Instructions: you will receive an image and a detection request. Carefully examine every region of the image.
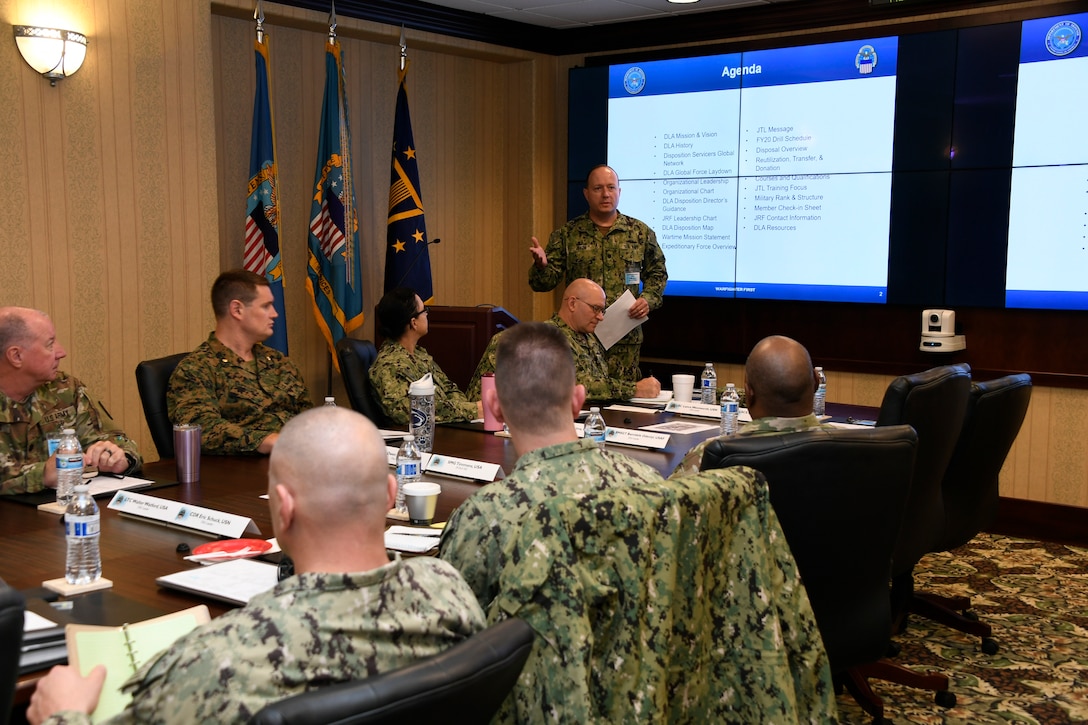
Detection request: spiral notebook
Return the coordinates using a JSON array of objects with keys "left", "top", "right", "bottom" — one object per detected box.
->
[{"left": 65, "top": 604, "right": 210, "bottom": 722}]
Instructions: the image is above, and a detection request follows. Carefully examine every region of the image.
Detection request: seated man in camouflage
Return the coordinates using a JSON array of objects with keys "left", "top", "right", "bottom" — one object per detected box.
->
[
  {"left": 466, "top": 278, "right": 660, "bottom": 402},
  {"left": 0, "top": 307, "right": 141, "bottom": 495},
  {"left": 28, "top": 407, "right": 486, "bottom": 725},
  {"left": 369, "top": 287, "right": 482, "bottom": 426},
  {"left": 671, "top": 334, "right": 832, "bottom": 477},
  {"left": 168, "top": 270, "right": 311, "bottom": 455},
  {"left": 439, "top": 322, "right": 663, "bottom": 609}
]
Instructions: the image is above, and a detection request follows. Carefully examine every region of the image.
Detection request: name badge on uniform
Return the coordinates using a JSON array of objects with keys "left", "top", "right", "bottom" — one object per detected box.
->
[{"left": 625, "top": 261, "right": 641, "bottom": 286}]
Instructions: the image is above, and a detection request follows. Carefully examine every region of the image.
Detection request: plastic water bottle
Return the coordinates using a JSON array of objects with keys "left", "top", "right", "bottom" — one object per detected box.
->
[
  {"left": 55, "top": 428, "right": 83, "bottom": 508},
  {"left": 65, "top": 483, "right": 101, "bottom": 585},
  {"left": 585, "top": 407, "right": 606, "bottom": 451},
  {"left": 323, "top": 396, "right": 336, "bottom": 407},
  {"left": 813, "top": 366, "right": 827, "bottom": 417},
  {"left": 395, "top": 434, "right": 421, "bottom": 513},
  {"left": 720, "top": 383, "right": 740, "bottom": 436},
  {"left": 700, "top": 362, "right": 717, "bottom": 405}
]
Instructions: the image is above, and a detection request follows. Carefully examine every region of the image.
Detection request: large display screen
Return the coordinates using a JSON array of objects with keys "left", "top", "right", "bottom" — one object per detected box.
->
[
  {"left": 607, "top": 38, "right": 898, "bottom": 303},
  {"left": 1005, "top": 13, "right": 1088, "bottom": 310},
  {"left": 571, "top": 10, "right": 1088, "bottom": 311}
]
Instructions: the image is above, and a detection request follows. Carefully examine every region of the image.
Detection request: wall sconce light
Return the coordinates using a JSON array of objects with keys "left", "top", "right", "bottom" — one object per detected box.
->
[{"left": 13, "top": 26, "right": 88, "bottom": 86}]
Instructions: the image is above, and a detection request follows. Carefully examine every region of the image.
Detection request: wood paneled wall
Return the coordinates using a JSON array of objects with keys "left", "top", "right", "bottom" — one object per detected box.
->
[{"left": 1, "top": 0, "right": 220, "bottom": 459}]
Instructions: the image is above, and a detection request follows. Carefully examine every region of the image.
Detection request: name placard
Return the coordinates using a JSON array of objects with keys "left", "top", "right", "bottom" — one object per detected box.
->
[
  {"left": 108, "top": 491, "right": 259, "bottom": 538},
  {"left": 604, "top": 427, "right": 670, "bottom": 450},
  {"left": 424, "top": 454, "right": 502, "bottom": 482},
  {"left": 574, "top": 422, "right": 585, "bottom": 437},
  {"left": 665, "top": 400, "right": 722, "bottom": 419}
]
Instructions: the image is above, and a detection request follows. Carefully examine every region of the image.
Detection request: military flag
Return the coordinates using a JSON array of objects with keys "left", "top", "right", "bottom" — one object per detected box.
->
[
  {"left": 244, "top": 19, "right": 288, "bottom": 354},
  {"left": 306, "top": 31, "right": 365, "bottom": 356},
  {"left": 384, "top": 38, "right": 433, "bottom": 301}
]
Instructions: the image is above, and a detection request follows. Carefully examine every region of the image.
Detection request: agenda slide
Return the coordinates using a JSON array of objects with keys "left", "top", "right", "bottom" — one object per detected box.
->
[
  {"left": 607, "top": 36, "right": 898, "bottom": 303},
  {"left": 1005, "top": 13, "right": 1088, "bottom": 310}
]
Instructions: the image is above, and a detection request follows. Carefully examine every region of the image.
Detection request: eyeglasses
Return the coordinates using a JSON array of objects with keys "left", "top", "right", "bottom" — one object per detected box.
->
[
  {"left": 573, "top": 298, "right": 606, "bottom": 316},
  {"left": 412, "top": 305, "right": 429, "bottom": 319}
]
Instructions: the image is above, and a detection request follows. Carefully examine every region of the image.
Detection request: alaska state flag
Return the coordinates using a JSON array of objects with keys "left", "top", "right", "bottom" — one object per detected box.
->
[
  {"left": 245, "top": 34, "right": 288, "bottom": 354},
  {"left": 384, "top": 60, "right": 433, "bottom": 301},
  {"left": 306, "top": 38, "right": 365, "bottom": 356}
]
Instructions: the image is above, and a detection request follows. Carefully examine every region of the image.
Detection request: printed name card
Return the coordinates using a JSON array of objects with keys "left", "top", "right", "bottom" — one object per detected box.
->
[
  {"left": 574, "top": 422, "right": 585, "bottom": 437},
  {"left": 424, "top": 454, "right": 502, "bottom": 482},
  {"left": 665, "top": 400, "right": 722, "bottom": 419},
  {"left": 604, "top": 427, "right": 670, "bottom": 450},
  {"left": 108, "top": 491, "right": 259, "bottom": 538}
]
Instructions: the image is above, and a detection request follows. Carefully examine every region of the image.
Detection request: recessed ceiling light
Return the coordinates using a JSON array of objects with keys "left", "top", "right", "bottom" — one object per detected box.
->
[{"left": 668, "top": 0, "right": 701, "bottom": 4}]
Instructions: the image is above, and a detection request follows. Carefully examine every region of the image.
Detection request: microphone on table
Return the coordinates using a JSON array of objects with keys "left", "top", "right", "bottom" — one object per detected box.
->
[{"left": 393, "top": 238, "right": 441, "bottom": 289}]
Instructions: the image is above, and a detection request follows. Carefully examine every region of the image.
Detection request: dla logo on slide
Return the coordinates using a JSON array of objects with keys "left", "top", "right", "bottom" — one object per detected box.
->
[
  {"left": 623, "top": 67, "right": 647, "bottom": 95},
  {"left": 855, "top": 45, "right": 877, "bottom": 75},
  {"left": 1045, "top": 21, "right": 1082, "bottom": 57}
]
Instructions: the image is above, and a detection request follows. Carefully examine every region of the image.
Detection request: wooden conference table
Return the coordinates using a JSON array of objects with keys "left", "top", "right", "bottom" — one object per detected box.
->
[{"left": 3, "top": 402, "right": 870, "bottom": 704}]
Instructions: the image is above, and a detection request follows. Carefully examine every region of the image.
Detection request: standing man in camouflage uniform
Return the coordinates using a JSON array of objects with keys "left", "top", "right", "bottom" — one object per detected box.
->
[
  {"left": 529, "top": 165, "right": 667, "bottom": 386},
  {"left": 168, "top": 270, "right": 311, "bottom": 455},
  {"left": 28, "top": 407, "right": 485, "bottom": 725},
  {"left": 369, "top": 287, "right": 482, "bottom": 426},
  {"left": 0, "top": 307, "right": 141, "bottom": 496},
  {"left": 439, "top": 322, "right": 663, "bottom": 609},
  {"left": 466, "top": 278, "right": 660, "bottom": 402},
  {"left": 671, "top": 335, "right": 831, "bottom": 477}
]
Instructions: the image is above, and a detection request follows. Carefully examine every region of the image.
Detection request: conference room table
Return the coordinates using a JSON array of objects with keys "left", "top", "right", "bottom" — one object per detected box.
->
[{"left": 4, "top": 401, "right": 873, "bottom": 706}]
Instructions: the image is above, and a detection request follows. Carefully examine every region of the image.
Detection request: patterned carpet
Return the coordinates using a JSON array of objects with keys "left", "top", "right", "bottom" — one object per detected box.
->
[{"left": 835, "top": 534, "right": 1088, "bottom": 724}]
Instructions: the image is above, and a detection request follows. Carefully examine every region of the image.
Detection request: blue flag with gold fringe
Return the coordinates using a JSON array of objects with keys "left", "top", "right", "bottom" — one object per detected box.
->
[
  {"left": 306, "top": 37, "right": 365, "bottom": 356},
  {"left": 384, "top": 59, "right": 433, "bottom": 301},
  {"left": 245, "top": 34, "right": 288, "bottom": 354}
]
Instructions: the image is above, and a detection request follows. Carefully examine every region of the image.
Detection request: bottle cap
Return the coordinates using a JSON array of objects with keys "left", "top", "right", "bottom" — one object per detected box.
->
[
  {"left": 62, "top": 428, "right": 75, "bottom": 435},
  {"left": 409, "top": 373, "right": 435, "bottom": 395},
  {"left": 590, "top": 406, "right": 600, "bottom": 413},
  {"left": 74, "top": 483, "right": 90, "bottom": 491}
]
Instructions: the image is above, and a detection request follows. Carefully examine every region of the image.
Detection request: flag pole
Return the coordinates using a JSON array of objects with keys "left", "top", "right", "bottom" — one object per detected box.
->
[
  {"left": 399, "top": 25, "right": 406, "bottom": 72},
  {"left": 254, "top": 0, "right": 264, "bottom": 43}
]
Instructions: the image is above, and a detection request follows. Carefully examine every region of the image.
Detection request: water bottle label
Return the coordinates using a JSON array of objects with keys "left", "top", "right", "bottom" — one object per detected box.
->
[
  {"left": 702, "top": 379, "right": 712, "bottom": 388},
  {"left": 57, "top": 455, "right": 82, "bottom": 471},
  {"left": 396, "top": 462, "right": 419, "bottom": 477},
  {"left": 66, "top": 515, "right": 100, "bottom": 537},
  {"left": 722, "top": 402, "right": 739, "bottom": 414}
]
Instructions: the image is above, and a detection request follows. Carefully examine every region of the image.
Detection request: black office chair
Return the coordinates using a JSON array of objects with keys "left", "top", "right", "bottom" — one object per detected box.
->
[
  {"left": 248, "top": 617, "right": 533, "bottom": 725},
  {"left": 335, "top": 338, "right": 390, "bottom": 427},
  {"left": 875, "top": 363, "right": 972, "bottom": 627},
  {"left": 135, "top": 353, "right": 189, "bottom": 459},
  {"left": 702, "top": 426, "right": 955, "bottom": 723},
  {"left": 0, "top": 583, "right": 26, "bottom": 725},
  {"left": 911, "top": 373, "right": 1033, "bottom": 653}
]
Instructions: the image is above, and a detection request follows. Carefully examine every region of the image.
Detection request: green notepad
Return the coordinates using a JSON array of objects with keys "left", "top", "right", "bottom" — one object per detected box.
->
[{"left": 65, "top": 604, "right": 210, "bottom": 722}]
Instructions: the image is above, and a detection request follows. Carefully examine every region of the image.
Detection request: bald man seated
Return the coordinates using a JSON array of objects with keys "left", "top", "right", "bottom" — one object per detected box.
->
[
  {"left": 466, "top": 278, "right": 660, "bottom": 401},
  {"left": 670, "top": 335, "right": 832, "bottom": 477},
  {"left": 28, "top": 407, "right": 485, "bottom": 725},
  {"left": 0, "top": 307, "right": 141, "bottom": 496}
]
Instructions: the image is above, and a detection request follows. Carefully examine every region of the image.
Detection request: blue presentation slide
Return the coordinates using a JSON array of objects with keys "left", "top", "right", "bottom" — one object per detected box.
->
[
  {"left": 1006, "top": 12, "right": 1088, "bottom": 309},
  {"left": 607, "top": 37, "right": 898, "bottom": 302}
]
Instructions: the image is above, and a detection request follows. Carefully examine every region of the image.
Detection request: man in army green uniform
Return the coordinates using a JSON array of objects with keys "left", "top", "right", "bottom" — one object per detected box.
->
[
  {"left": 439, "top": 322, "right": 664, "bottom": 609},
  {"left": 466, "top": 278, "right": 660, "bottom": 402},
  {"left": 28, "top": 406, "right": 485, "bottom": 725},
  {"left": 671, "top": 335, "right": 832, "bottom": 477},
  {"left": 369, "top": 287, "right": 482, "bottom": 426},
  {"left": 0, "top": 307, "right": 141, "bottom": 496},
  {"left": 528, "top": 165, "right": 667, "bottom": 386},
  {"left": 168, "top": 270, "right": 311, "bottom": 455}
]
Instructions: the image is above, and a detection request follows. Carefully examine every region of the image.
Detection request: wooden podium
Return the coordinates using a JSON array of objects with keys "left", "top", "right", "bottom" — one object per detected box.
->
[{"left": 376, "top": 306, "right": 519, "bottom": 391}]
